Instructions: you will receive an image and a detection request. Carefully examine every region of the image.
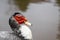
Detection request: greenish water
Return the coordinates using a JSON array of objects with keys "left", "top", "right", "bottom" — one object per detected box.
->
[
  {"left": 14, "top": 0, "right": 30, "bottom": 12},
  {"left": 14, "top": 0, "right": 60, "bottom": 12},
  {"left": 56, "top": 0, "right": 60, "bottom": 7}
]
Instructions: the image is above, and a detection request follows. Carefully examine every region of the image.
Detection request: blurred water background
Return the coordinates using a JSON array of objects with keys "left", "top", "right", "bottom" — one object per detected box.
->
[{"left": 0, "top": 0, "right": 60, "bottom": 40}]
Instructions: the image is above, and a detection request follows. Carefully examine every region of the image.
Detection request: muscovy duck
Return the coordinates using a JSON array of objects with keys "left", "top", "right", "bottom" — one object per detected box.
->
[{"left": 9, "top": 12, "right": 32, "bottom": 40}]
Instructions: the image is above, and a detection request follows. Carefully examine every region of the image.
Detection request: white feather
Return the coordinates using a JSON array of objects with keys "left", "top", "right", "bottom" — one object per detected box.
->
[
  {"left": 0, "top": 31, "right": 9, "bottom": 38},
  {"left": 19, "top": 24, "right": 32, "bottom": 39}
]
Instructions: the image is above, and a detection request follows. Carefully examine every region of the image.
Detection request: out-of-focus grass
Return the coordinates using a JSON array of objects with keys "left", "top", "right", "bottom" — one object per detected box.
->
[
  {"left": 56, "top": 0, "right": 60, "bottom": 7},
  {"left": 14, "top": 0, "right": 30, "bottom": 12}
]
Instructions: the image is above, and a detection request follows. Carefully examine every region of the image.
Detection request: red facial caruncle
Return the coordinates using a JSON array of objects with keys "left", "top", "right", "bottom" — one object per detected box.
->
[{"left": 14, "top": 15, "right": 27, "bottom": 24}]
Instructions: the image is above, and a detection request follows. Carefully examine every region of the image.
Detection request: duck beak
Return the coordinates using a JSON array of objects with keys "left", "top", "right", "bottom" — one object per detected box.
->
[{"left": 24, "top": 21, "right": 32, "bottom": 26}]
